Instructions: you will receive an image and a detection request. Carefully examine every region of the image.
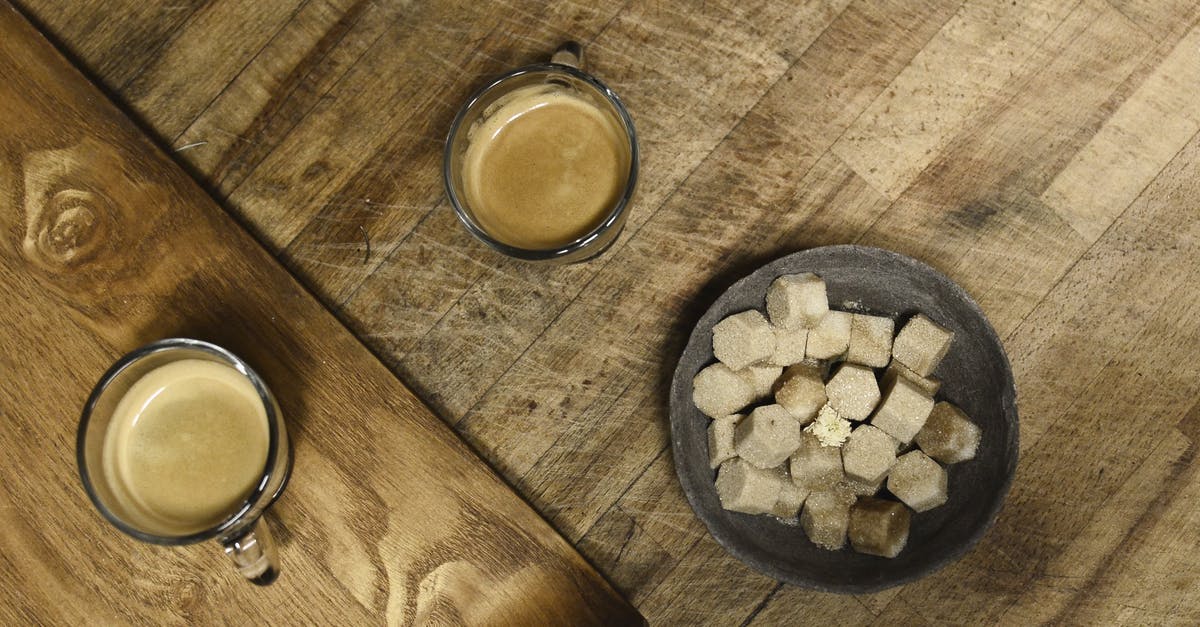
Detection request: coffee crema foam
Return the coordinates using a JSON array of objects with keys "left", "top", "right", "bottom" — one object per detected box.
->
[
  {"left": 462, "top": 85, "right": 630, "bottom": 249},
  {"left": 101, "top": 359, "right": 269, "bottom": 536}
]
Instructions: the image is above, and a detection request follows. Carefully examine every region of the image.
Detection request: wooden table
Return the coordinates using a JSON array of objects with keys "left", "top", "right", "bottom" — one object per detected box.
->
[{"left": 11, "top": 0, "right": 1200, "bottom": 623}]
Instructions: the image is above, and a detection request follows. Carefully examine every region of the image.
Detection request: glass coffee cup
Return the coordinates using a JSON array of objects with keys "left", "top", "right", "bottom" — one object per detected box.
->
[
  {"left": 77, "top": 338, "right": 291, "bottom": 585},
  {"left": 444, "top": 42, "right": 639, "bottom": 263}
]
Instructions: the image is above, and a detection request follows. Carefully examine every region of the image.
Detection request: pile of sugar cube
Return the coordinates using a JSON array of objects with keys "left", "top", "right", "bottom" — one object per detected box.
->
[{"left": 693, "top": 272, "right": 982, "bottom": 558}]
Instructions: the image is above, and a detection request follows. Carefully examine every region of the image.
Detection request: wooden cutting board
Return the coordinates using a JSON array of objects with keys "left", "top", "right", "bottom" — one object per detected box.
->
[{"left": 0, "top": 4, "right": 641, "bottom": 624}]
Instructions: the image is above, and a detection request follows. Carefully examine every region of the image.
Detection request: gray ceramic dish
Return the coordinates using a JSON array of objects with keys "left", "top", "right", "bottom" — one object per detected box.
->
[{"left": 669, "top": 245, "right": 1018, "bottom": 593}]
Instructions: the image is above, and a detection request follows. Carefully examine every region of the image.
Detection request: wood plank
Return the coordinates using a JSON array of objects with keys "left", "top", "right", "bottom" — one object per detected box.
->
[
  {"left": 0, "top": 5, "right": 639, "bottom": 623},
  {"left": 1041, "top": 24, "right": 1200, "bottom": 241},
  {"left": 830, "top": 0, "right": 1080, "bottom": 199}
]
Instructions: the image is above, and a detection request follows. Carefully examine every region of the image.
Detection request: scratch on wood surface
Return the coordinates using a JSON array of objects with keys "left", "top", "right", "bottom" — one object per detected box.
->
[
  {"left": 360, "top": 225, "right": 370, "bottom": 264},
  {"left": 491, "top": 0, "right": 571, "bottom": 34},
  {"left": 174, "top": 140, "right": 208, "bottom": 152},
  {"left": 291, "top": 248, "right": 377, "bottom": 272},
  {"left": 409, "top": 230, "right": 548, "bottom": 290}
]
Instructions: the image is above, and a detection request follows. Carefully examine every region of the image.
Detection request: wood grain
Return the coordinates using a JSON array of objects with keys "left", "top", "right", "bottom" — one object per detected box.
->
[
  {"left": 9, "top": 0, "right": 1200, "bottom": 623},
  {"left": 0, "top": 5, "right": 641, "bottom": 624}
]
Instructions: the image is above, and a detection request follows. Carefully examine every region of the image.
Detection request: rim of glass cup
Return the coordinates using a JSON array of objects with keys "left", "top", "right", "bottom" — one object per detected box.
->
[
  {"left": 76, "top": 338, "right": 288, "bottom": 546},
  {"left": 443, "top": 62, "right": 640, "bottom": 261}
]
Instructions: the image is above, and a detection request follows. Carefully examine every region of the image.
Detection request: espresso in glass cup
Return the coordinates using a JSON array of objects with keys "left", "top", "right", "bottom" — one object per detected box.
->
[
  {"left": 77, "top": 338, "right": 291, "bottom": 584},
  {"left": 444, "top": 42, "right": 638, "bottom": 263}
]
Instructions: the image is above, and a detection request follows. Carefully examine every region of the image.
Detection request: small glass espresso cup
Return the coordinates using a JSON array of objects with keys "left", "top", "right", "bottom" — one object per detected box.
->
[
  {"left": 444, "top": 42, "right": 639, "bottom": 263},
  {"left": 77, "top": 338, "right": 291, "bottom": 585}
]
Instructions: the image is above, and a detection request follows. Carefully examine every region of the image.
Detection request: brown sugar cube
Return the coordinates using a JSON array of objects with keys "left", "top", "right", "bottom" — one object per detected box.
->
[
  {"left": 712, "top": 310, "right": 776, "bottom": 371},
  {"left": 715, "top": 458, "right": 783, "bottom": 515},
  {"left": 734, "top": 405, "right": 801, "bottom": 469},
  {"left": 769, "top": 325, "right": 808, "bottom": 367},
  {"left": 707, "top": 414, "right": 743, "bottom": 469},
  {"left": 915, "top": 402, "right": 981, "bottom": 464},
  {"left": 800, "top": 490, "right": 856, "bottom": 550},
  {"left": 775, "top": 361, "right": 823, "bottom": 389},
  {"left": 881, "top": 360, "right": 942, "bottom": 397},
  {"left": 871, "top": 376, "right": 934, "bottom": 445},
  {"left": 825, "top": 363, "right": 881, "bottom": 421},
  {"left": 789, "top": 432, "right": 844, "bottom": 490},
  {"left": 892, "top": 314, "right": 954, "bottom": 377},
  {"left": 849, "top": 497, "right": 911, "bottom": 558},
  {"left": 737, "top": 364, "right": 783, "bottom": 401},
  {"left": 766, "top": 273, "right": 828, "bottom": 329},
  {"left": 693, "top": 363, "right": 756, "bottom": 418},
  {"left": 847, "top": 314, "right": 894, "bottom": 368},
  {"left": 887, "top": 451, "right": 948, "bottom": 512},
  {"left": 771, "top": 478, "right": 810, "bottom": 520},
  {"left": 805, "top": 310, "right": 852, "bottom": 360},
  {"left": 841, "top": 424, "right": 898, "bottom": 484},
  {"left": 775, "top": 363, "right": 827, "bottom": 424}
]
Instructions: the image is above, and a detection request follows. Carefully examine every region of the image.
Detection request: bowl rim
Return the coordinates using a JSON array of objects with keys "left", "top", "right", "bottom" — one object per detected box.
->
[{"left": 669, "top": 244, "right": 1019, "bottom": 593}]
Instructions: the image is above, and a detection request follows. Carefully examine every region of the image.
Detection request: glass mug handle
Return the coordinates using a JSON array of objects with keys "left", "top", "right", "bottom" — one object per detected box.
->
[
  {"left": 551, "top": 41, "right": 584, "bottom": 69},
  {"left": 222, "top": 519, "right": 280, "bottom": 585}
]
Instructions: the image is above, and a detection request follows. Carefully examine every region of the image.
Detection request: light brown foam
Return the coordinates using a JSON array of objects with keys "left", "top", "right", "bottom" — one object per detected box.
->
[
  {"left": 462, "top": 85, "right": 630, "bottom": 249},
  {"left": 101, "top": 359, "right": 269, "bottom": 536}
]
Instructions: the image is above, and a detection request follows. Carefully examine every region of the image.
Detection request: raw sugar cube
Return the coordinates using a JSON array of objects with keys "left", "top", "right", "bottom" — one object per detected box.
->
[
  {"left": 713, "top": 310, "right": 775, "bottom": 371},
  {"left": 707, "top": 414, "right": 743, "bottom": 469},
  {"left": 734, "top": 405, "right": 801, "bottom": 469},
  {"left": 805, "top": 310, "right": 852, "bottom": 360},
  {"left": 892, "top": 314, "right": 954, "bottom": 377},
  {"left": 825, "top": 363, "right": 880, "bottom": 421},
  {"left": 693, "top": 363, "right": 755, "bottom": 418},
  {"left": 887, "top": 451, "right": 948, "bottom": 512},
  {"left": 915, "top": 402, "right": 981, "bottom": 464},
  {"left": 715, "top": 458, "right": 782, "bottom": 515},
  {"left": 847, "top": 314, "right": 894, "bottom": 368},
  {"left": 871, "top": 376, "right": 934, "bottom": 444},
  {"left": 769, "top": 325, "right": 808, "bottom": 367},
  {"left": 849, "top": 497, "right": 911, "bottom": 558},
  {"left": 771, "top": 478, "right": 809, "bottom": 520},
  {"left": 841, "top": 424, "right": 898, "bottom": 484},
  {"left": 789, "top": 432, "right": 844, "bottom": 490},
  {"left": 775, "top": 363, "right": 826, "bottom": 424},
  {"left": 766, "top": 273, "right": 828, "bottom": 329},
  {"left": 737, "top": 364, "right": 783, "bottom": 401},
  {"left": 800, "top": 490, "right": 856, "bottom": 550},
  {"left": 804, "top": 404, "right": 852, "bottom": 447},
  {"left": 882, "top": 360, "right": 941, "bottom": 397}
]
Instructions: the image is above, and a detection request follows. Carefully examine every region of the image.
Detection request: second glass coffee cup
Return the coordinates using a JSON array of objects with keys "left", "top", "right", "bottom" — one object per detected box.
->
[{"left": 444, "top": 42, "right": 639, "bottom": 263}]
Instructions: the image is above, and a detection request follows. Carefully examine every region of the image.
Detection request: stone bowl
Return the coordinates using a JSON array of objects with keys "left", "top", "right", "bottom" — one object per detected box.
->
[{"left": 669, "top": 245, "right": 1019, "bottom": 593}]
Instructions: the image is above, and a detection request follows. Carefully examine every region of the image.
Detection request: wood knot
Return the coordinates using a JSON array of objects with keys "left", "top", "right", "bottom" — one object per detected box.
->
[
  {"left": 23, "top": 187, "right": 107, "bottom": 269},
  {"left": 12, "top": 137, "right": 161, "bottom": 278}
]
